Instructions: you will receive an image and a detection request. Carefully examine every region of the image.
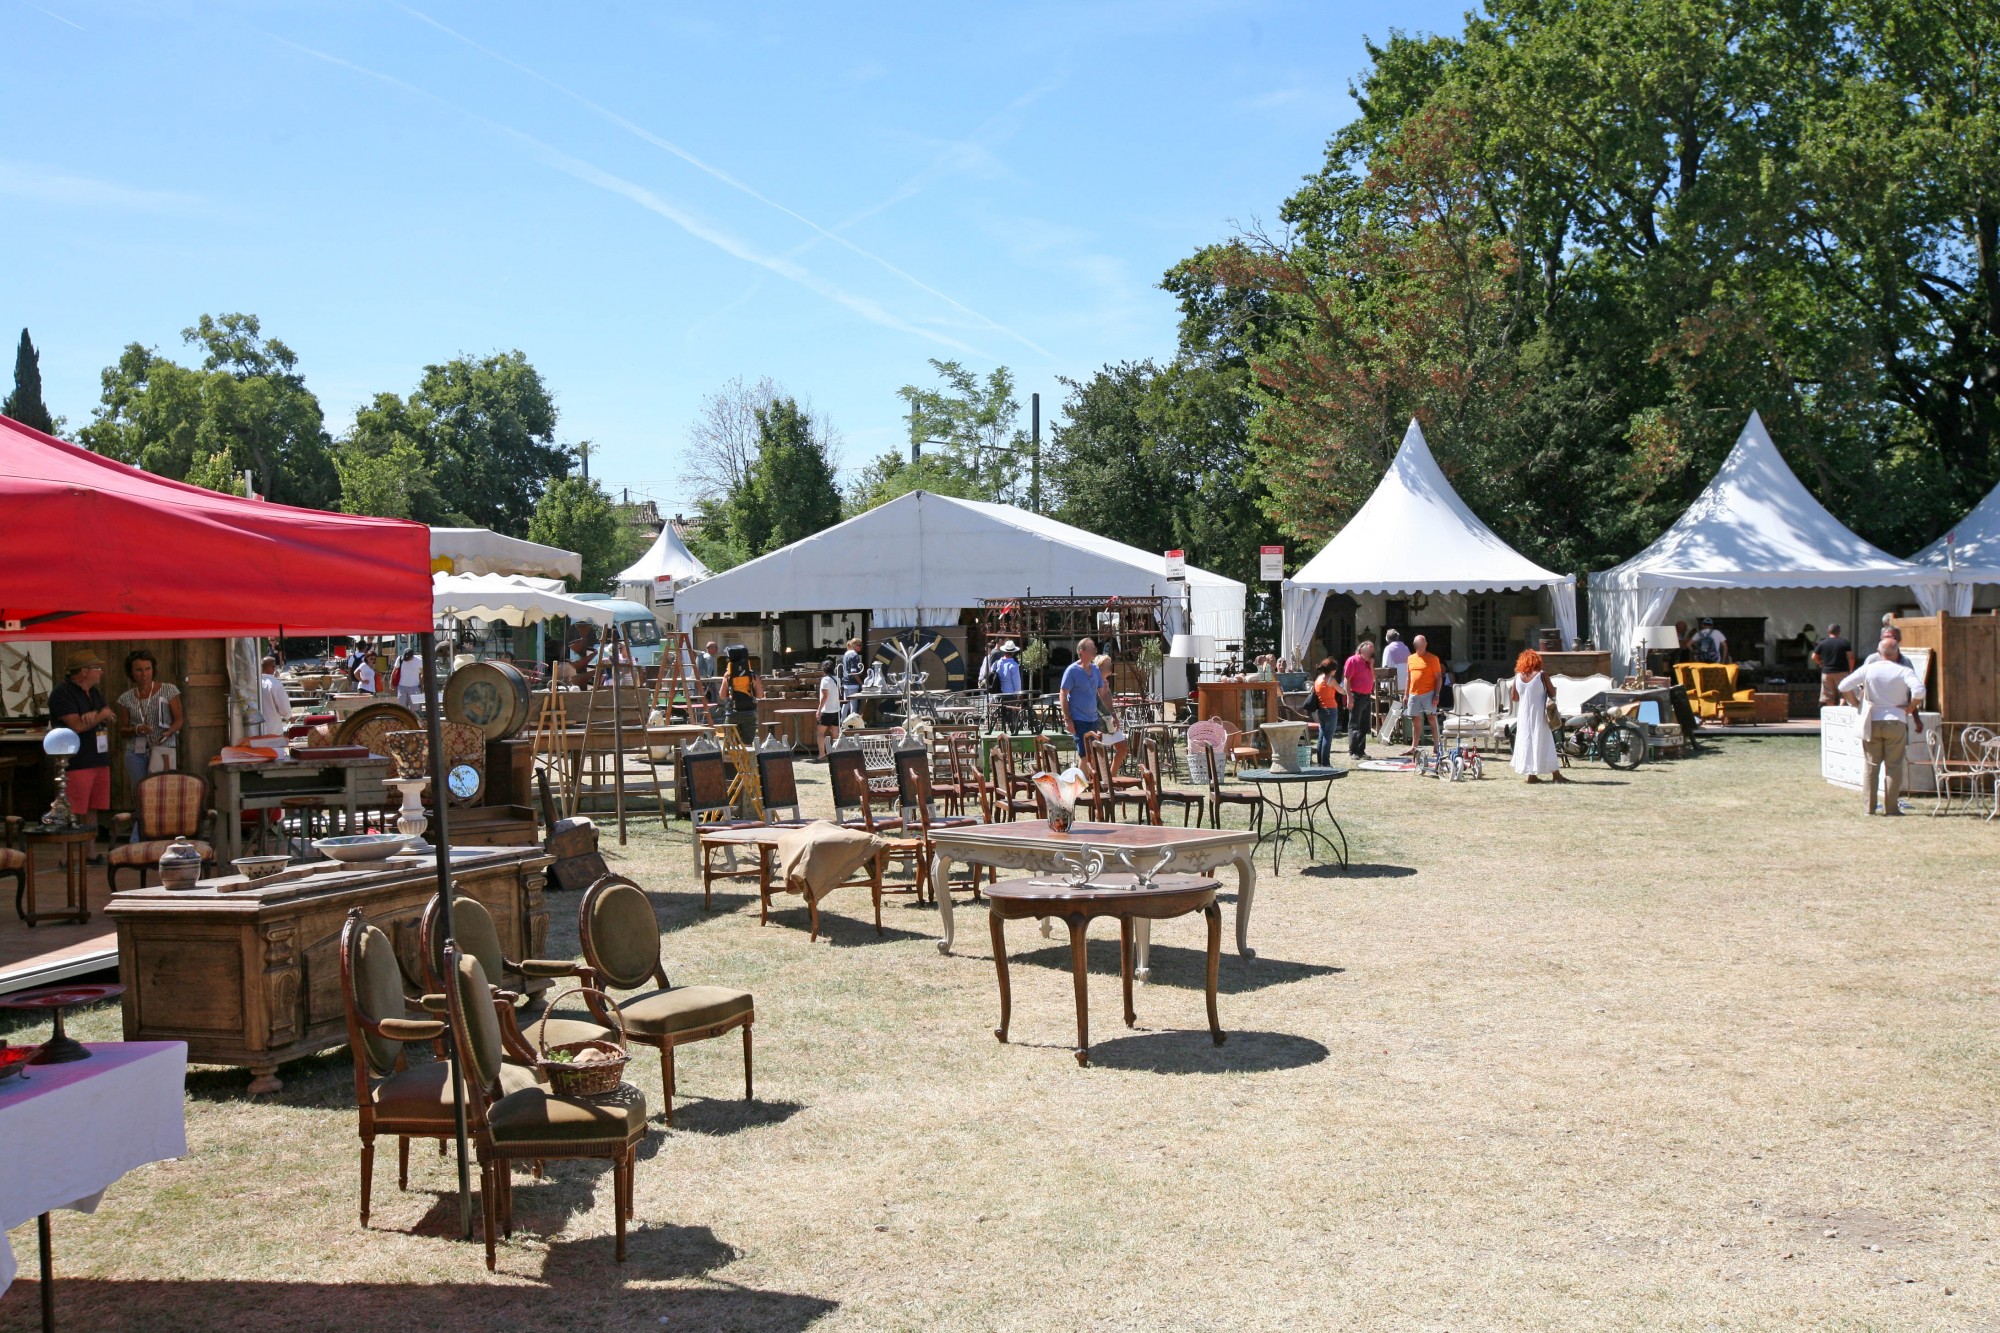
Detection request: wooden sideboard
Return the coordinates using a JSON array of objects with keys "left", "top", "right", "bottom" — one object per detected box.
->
[
  {"left": 107, "top": 846, "right": 553, "bottom": 1094},
  {"left": 1194, "top": 681, "right": 1282, "bottom": 752}
]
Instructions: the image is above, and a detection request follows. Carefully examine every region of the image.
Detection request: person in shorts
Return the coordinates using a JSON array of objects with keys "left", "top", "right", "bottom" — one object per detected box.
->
[
  {"left": 1403, "top": 634, "right": 1443, "bottom": 755},
  {"left": 1059, "top": 637, "right": 1109, "bottom": 754},
  {"left": 814, "top": 659, "right": 842, "bottom": 760},
  {"left": 48, "top": 649, "right": 117, "bottom": 856}
]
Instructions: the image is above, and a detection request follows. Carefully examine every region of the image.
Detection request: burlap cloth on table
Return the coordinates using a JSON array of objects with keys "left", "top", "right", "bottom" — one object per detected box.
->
[{"left": 775, "top": 821, "right": 882, "bottom": 901}]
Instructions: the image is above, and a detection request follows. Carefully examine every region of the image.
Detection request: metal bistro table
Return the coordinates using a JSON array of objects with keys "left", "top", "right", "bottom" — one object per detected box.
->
[
  {"left": 926, "top": 821, "right": 1258, "bottom": 981},
  {"left": 1237, "top": 766, "right": 1349, "bottom": 873}
]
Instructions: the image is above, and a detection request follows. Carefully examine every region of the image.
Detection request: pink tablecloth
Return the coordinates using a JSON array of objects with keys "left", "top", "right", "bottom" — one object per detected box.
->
[{"left": 0, "top": 1041, "right": 187, "bottom": 1292}]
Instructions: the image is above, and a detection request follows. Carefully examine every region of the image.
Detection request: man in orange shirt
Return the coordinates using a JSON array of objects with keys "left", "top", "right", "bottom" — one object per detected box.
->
[{"left": 1404, "top": 633, "right": 1444, "bottom": 756}]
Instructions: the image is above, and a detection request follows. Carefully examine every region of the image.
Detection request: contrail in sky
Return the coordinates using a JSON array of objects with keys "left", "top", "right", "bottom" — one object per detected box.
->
[
  {"left": 271, "top": 36, "right": 980, "bottom": 354},
  {"left": 396, "top": 4, "right": 1053, "bottom": 361}
]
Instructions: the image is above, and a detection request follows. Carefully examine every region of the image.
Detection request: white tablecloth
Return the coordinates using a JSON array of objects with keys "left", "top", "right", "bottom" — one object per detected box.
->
[{"left": 0, "top": 1041, "right": 187, "bottom": 1293}]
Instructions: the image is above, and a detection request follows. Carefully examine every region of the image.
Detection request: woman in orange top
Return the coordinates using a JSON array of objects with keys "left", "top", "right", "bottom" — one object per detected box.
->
[{"left": 1310, "top": 656, "right": 1345, "bottom": 765}]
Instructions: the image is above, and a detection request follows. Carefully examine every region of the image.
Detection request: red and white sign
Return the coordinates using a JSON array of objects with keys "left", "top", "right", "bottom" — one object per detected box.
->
[
  {"left": 1259, "top": 545, "right": 1284, "bottom": 581},
  {"left": 1164, "top": 549, "right": 1186, "bottom": 580}
]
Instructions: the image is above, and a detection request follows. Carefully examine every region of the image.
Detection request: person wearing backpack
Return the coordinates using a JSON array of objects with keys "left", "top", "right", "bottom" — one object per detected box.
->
[
  {"left": 722, "top": 644, "right": 763, "bottom": 743},
  {"left": 1689, "top": 618, "right": 1729, "bottom": 664}
]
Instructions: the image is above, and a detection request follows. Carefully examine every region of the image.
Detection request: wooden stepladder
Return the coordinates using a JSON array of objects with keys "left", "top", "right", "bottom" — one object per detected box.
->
[{"left": 655, "top": 632, "right": 716, "bottom": 725}]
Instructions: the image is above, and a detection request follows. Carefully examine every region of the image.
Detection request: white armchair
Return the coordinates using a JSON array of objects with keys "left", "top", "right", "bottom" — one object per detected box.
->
[{"left": 1442, "top": 680, "right": 1500, "bottom": 749}]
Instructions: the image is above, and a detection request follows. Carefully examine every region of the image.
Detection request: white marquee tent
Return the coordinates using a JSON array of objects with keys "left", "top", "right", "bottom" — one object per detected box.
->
[
  {"left": 1279, "top": 419, "right": 1577, "bottom": 665},
  {"left": 1589, "top": 412, "right": 1949, "bottom": 675},
  {"left": 617, "top": 522, "right": 710, "bottom": 598},
  {"left": 431, "top": 572, "right": 615, "bottom": 626},
  {"left": 429, "top": 527, "right": 582, "bottom": 581},
  {"left": 672, "top": 490, "right": 1246, "bottom": 643},
  {"left": 1911, "top": 476, "right": 2000, "bottom": 617}
]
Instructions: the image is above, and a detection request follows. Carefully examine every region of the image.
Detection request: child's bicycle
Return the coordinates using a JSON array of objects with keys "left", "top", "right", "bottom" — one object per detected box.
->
[{"left": 1418, "top": 735, "right": 1484, "bottom": 781}]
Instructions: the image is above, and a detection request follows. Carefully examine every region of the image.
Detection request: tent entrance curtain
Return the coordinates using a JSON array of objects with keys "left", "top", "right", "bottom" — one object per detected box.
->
[
  {"left": 1916, "top": 582, "right": 1975, "bottom": 617},
  {"left": 1586, "top": 580, "right": 1678, "bottom": 677},
  {"left": 1281, "top": 585, "right": 1329, "bottom": 666},
  {"left": 1550, "top": 578, "right": 1580, "bottom": 653},
  {"left": 871, "top": 608, "right": 963, "bottom": 630}
]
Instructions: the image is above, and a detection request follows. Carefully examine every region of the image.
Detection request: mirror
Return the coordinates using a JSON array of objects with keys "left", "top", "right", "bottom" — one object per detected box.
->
[{"left": 446, "top": 763, "right": 481, "bottom": 801}]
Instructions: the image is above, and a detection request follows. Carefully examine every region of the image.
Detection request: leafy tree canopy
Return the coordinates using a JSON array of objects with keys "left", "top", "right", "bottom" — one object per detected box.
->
[
  {"left": 687, "top": 396, "right": 842, "bottom": 570},
  {"left": 850, "top": 359, "right": 1029, "bottom": 513},
  {"left": 80, "top": 313, "right": 338, "bottom": 509},
  {"left": 528, "top": 475, "right": 640, "bottom": 592}
]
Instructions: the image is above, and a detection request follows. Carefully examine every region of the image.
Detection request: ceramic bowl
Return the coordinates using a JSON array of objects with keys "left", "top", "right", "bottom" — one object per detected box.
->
[
  {"left": 311, "top": 833, "right": 415, "bottom": 864},
  {"left": 0, "top": 1045, "right": 36, "bottom": 1081},
  {"left": 231, "top": 855, "right": 291, "bottom": 881}
]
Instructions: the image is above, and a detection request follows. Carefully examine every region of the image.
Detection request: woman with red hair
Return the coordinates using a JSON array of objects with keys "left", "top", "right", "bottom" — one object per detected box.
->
[{"left": 1509, "top": 649, "right": 1567, "bottom": 783}]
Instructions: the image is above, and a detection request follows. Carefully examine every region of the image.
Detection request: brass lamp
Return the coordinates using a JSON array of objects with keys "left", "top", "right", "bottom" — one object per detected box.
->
[{"left": 40, "top": 726, "right": 80, "bottom": 828}]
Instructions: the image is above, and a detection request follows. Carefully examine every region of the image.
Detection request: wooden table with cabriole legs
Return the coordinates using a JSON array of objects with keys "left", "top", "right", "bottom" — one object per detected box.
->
[{"left": 985, "top": 874, "right": 1224, "bottom": 1067}]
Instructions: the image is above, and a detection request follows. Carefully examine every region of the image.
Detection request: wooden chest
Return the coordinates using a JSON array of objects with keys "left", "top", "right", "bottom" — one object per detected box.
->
[{"left": 107, "top": 847, "right": 553, "bottom": 1094}]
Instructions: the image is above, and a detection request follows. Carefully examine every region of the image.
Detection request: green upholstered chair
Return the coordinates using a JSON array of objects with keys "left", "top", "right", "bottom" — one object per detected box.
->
[
  {"left": 337, "top": 908, "right": 539, "bottom": 1227},
  {"left": 577, "top": 874, "right": 754, "bottom": 1126},
  {"left": 418, "top": 892, "right": 612, "bottom": 1052},
  {"left": 441, "top": 942, "right": 648, "bottom": 1270}
]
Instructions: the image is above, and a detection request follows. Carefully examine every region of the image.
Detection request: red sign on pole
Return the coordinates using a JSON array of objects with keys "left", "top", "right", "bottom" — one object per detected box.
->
[
  {"left": 1259, "top": 545, "right": 1284, "bottom": 581},
  {"left": 1164, "top": 549, "right": 1186, "bottom": 579}
]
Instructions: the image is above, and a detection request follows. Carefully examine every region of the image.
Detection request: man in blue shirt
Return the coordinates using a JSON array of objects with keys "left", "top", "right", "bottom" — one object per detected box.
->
[
  {"left": 1059, "top": 637, "right": 1109, "bottom": 752},
  {"left": 990, "top": 640, "right": 1023, "bottom": 695}
]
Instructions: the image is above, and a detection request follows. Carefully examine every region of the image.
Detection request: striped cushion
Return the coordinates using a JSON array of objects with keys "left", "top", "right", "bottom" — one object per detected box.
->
[
  {"left": 109, "top": 839, "right": 213, "bottom": 868},
  {"left": 135, "top": 773, "right": 206, "bottom": 839},
  {"left": 0, "top": 848, "right": 23, "bottom": 871}
]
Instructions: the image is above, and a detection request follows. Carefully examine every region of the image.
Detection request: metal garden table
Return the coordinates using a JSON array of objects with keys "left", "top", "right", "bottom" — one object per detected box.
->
[{"left": 1236, "top": 766, "right": 1349, "bottom": 873}]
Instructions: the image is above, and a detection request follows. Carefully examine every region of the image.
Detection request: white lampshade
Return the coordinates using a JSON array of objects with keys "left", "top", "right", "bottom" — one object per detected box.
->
[
  {"left": 1169, "top": 634, "right": 1214, "bottom": 658},
  {"left": 1639, "top": 625, "right": 1681, "bottom": 651},
  {"left": 42, "top": 727, "right": 80, "bottom": 758}
]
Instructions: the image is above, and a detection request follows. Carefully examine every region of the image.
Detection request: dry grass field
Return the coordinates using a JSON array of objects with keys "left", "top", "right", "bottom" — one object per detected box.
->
[{"left": 3, "top": 734, "right": 1996, "bottom": 1332}]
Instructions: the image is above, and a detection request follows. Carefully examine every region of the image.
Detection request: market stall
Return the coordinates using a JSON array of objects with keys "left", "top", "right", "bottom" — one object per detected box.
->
[
  {"left": 1280, "top": 419, "right": 1578, "bottom": 672},
  {"left": 1911, "top": 476, "right": 2000, "bottom": 616},
  {"left": 1589, "top": 413, "right": 1948, "bottom": 678}
]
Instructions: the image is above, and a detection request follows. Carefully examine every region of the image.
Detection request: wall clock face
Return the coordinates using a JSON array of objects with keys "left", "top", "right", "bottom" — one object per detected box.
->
[{"left": 447, "top": 763, "right": 482, "bottom": 802}]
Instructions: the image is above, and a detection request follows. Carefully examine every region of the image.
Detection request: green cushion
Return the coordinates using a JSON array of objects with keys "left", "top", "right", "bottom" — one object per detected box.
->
[
  {"left": 453, "top": 953, "right": 507, "bottom": 1090},
  {"left": 616, "top": 985, "right": 752, "bottom": 1038},
  {"left": 431, "top": 896, "right": 504, "bottom": 989},
  {"left": 587, "top": 882, "right": 661, "bottom": 990},
  {"left": 487, "top": 1084, "right": 647, "bottom": 1144},
  {"left": 371, "top": 1059, "right": 538, "bottom": 1124},
  {"left": 354, "top": 925, "right": 412, "bottom": 1077}
]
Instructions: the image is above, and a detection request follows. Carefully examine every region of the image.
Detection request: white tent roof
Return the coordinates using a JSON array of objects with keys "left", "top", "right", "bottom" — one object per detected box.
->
[
  {"left": 1595, "top": 412, "right": 1941, "bottom": 592},
  {"left": 672, "top": 490, "right": 1245, "bottom": 641},
  {"left": 429, "top": 527, "right": 581, "bottom": 581},
  {"left": 1279, "top": 419, "right": 1576, "bottom": 662},
  {"left": 617, "top": 522, "right": 710, "bottom": 588},
  {"left": 432, "top": 572, "right": 614, "bottom": 626},
  {"left": 1913, "top": 476, "right": 2000, "bottom": 582},
  {"left": 1286, "top": 419, "right": 1569, "bottom": 595}
]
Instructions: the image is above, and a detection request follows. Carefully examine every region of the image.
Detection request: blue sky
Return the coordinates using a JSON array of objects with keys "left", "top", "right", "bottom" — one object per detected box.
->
[{"left": 5, "top": 0, "right": 1465, "bottom": 513}]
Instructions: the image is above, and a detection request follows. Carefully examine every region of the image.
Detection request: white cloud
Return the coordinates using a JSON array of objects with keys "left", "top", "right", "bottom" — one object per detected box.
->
[{"left": 0, "top": 160, "right": 211, "bottom": 215}]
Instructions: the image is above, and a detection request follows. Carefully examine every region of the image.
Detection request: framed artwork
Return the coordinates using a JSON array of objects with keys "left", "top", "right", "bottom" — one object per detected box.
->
[{"left": 0, "top": 642, "right": 51, "bottom": 721}]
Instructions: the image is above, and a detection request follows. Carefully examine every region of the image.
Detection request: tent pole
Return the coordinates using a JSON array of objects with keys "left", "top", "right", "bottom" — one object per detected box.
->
[
  {"left": 610, "top": 623, "right": 629, "bottom": 845},
  {"left": 420, "top": 631, "right": 473, "bottom": 1242}
]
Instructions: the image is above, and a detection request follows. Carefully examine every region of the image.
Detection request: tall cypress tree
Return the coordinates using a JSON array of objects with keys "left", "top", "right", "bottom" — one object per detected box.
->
[{"left": 3, "top": 329, "right": 55, "bottom": 434}]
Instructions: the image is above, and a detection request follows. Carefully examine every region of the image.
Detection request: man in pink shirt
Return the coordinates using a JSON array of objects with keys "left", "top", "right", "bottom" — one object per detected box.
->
[{"left": 1342, "top": 640, "right": 1377, "bottom": 759}]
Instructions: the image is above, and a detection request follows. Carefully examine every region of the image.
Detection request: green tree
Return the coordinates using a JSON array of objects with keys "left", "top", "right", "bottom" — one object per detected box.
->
[
  {"left": 80, "top": 313, "right": 338, "bottom": 508},
  {"left": 1045, "top": 359, "right": 1271, "bottom": 587},
  {"left": 3, "top": 329, "right": 56, "bottom": 434},
  {"left": 850, "top": 359, "right": 1026, "bottom": 512},
  {"left": 730, "top": 398, "right": 843, "bottom": 555},
  {"left": 528, "top": 476, "right": 638, "bottom": 592}
]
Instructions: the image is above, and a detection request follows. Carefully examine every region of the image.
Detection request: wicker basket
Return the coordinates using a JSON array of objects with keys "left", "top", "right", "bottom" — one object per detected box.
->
[{"left": 535, "top": 986, "right": 631, "bottom": 1098}]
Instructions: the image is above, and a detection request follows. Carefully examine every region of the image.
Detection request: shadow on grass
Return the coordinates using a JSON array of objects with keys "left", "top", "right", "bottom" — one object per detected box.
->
[
  {"left": 0, "top": 1273, "right": 835, "bottom": 1333},
  {"left": 757, "top": 908, "right": 931, "bottom": 948},
  {"left": 1004, "top": 940, "right": 1337, "bottom": 995},
  {"left": 1084, "top": 1027, "right": 1329, "bottom": 1074},
  {"left": 658, "top": 1096, "right": 804, "bottom": 1137},
  {"left": 1303, "top": 861, "right": 1415, "bottom": 880}
]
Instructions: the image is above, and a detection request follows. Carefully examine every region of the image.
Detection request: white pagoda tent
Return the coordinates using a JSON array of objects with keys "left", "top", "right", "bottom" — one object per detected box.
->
[
  {"left": 616, "top": 521, "right": 710, "bottom": 605},
  {"left": 673, "top": 490, "right": 1245, "bottom": 643},
  {"left": 429, "top": 527, "right": 581, "bottom": 582},
  {"left": 1911, "top": 476, "right": 2000, "bottom": 617},
  {"left": 1590, "top": 412, "right": 1949, "bottom": 675},
  {"left": 1279, "top": 419, "right": 1577, "bottom": 667}
]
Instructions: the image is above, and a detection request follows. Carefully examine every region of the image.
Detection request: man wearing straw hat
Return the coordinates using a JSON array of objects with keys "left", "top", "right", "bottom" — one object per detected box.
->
[{"left": 48, "top": 649, "right": 117, "bottom": 855}]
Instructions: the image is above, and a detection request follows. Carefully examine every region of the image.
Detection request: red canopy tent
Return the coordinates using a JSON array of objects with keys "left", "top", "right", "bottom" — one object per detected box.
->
[
  {"left": 0, "top": 413, "right": 479, "bottom": 1234},
  {"left": 0, "top": 415, "right": 428, "bottom": 639}
]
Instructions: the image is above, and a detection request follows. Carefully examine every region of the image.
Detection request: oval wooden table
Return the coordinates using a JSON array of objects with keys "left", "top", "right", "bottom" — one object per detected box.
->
[{"left": 985, "top": 874, "right": 1224, "bottom": 1067}]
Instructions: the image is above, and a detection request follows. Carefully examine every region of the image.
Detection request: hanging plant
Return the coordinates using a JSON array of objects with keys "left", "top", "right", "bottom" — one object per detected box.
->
[
  {"left": 1020, "top": 637, "right": 1049, "bottom": 670},
  {"left": 1136, "top": 637, "right": 1164, "bottom": 673}
]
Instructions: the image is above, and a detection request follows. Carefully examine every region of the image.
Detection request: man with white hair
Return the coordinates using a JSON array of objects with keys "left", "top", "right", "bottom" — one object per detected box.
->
[{"left": 1839, "top": 635, "right": 1925, "bottom": 815}]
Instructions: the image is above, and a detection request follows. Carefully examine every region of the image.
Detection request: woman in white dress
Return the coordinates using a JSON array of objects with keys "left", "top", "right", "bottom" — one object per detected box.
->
[{"left": 1509, "top": 649, "right": 1569, "bottom": 783}]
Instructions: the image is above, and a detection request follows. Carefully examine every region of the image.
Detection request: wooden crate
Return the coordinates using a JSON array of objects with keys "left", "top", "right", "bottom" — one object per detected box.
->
[{"left": 1891, "top": 614, "right": 2000, "bottom": 725}]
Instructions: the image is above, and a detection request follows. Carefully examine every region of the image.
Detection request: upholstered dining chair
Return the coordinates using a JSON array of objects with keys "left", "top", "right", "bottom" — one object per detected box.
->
[
  {"left": 577, "top": 874, "right": 755, "bottom": 1126},
  {"left": 108, "top": 772, "right": 215, "bottom": 890},
  {"left": 338, "top": 908, "right": 538, "bottom": 1228},
  {"left": 418, "top": 893, "right": 611, "bottom": 1052},
  {"left": 441, "top": 941, "right": 648, "bottom": 1269}
]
